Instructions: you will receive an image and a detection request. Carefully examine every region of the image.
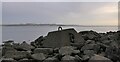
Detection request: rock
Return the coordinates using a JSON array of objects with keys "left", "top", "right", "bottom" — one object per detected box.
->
[
  {"left": 31, "top": 53, "right": 46, "bottom": 60},
  {"left": 53, "top": 48, "right": 59, "bottom": 53},
  {"left": 105, "top": 46, "right": 120, "bottom": 62},
  {"left": 73, "top": 50, "right": 80, "bottom": 54},
  {"left": 20, "top": 41, "right": 35, "bottom": 51},
  {"left": 79, "top": 30, "right": 101, "bottom": 40},
  {"left": 2, "top": 58, "right": 17, "bottom": 62},
  {"left": 43, "top": 57, "right": 59, "bottom": 62},
  {"left": 4, "top": 51, "right": 30, "bottom": 60},
  {"left": 61, "top": 55, "right": 76, "bottom": 62},
  {"left": 83, "top": 50, "right": 95, "bottom": 56},
  {"left": 34, "top": 48, "right": 53, "bottom": 54},
  {"left": 3, "top": 40, "right": 14, "bottom": 44},
  {"left": 81, "top": 44, "right": 100, "bottom": 52},
  {"left": 18, "top": 59, "right": 37, "bottom": 62},
  {"left": 101, "top": 40, "right": 111, "bottom": 45},
  {"left": 42, "top": 28, "right": 84, "bottom": 48},
  {"left": 3, "top": 40, "right": 14, "bottom": 47},
  {"left": 59, "top": 46, "right": 74, "bottom": 55},
  {"left": 13, "top": 41, "right": 34, "bottom": 51},
  {"left": 85, "top": 40, "right": 95, "bottom": 44},
  {"left": 98, "top": 52, "right": 106, "bottom": 57},
  {"left": 74, "top": 55, "right": 82, "bottom": 62},
  {"left": 88, "top": 55, "right": 113, "bottom": 62},
  {"left": 31, "top": 36, "right": 44, "bottom": 47},
  {"left": 82, "top": 55, "right": 90, "bottom": 61},
  {"left": 2, "top": 46, "right": 17, "bottom": 56},
  {"left": 3, "top": 43, "right": 12, "bottom": 47}
]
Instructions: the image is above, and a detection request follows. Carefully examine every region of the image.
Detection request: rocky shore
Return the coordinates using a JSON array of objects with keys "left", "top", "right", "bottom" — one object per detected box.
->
[{"left": 0, "top": 28, "right": 120, "bottom": 62}]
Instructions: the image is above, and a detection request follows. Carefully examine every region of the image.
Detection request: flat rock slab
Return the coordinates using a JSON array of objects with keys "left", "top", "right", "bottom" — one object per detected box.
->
[
  {"left": 31, "top": 53, "right": 46, "bottom": 60},
  {"left": 1, "top": 58, "right": 17, "bottom": 62},
  {"left": 43, "top": 57, "right": 59, "bottom": 62},
  {"left": 18, "top": 59, "right": 38, "bottom": 62},
  {"left": 34, "top": 48, "right": 53, "bottom": 54},
  {"left": 4, "top": 51, "right": 30, "bottom": 60},
  {"left": 59, "top": 46, "right": 74, "bottom": 55},
  {"left": 89, "top": 55, "right": 113, "bottom": 62},
  {"left": 81, "top": 44, "right": 100, "bottom": 52}
]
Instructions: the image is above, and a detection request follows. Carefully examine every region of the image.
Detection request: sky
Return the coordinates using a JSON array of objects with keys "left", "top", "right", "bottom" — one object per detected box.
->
[{"left": 2, "top": 2, "right": 118, "bottom": 25}]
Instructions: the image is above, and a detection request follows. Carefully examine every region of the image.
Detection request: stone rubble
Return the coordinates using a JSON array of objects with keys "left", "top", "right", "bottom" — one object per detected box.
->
[{"left": 1, "top": 28, "right": 120, "bottom": 62}]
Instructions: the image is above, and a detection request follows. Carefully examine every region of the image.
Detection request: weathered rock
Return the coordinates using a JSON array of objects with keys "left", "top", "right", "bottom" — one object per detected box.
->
[
  {"left": 13, "top": 41, "right": 35, "bottom": 51},
  {"left": 43, "top": 57, "right": 59, "bottom": 62},
  {"left": 42, "top": 28, "right": 84, "bottom": 48},
  {"left": 18, "top": 59, "right": 37, "bottom": 62},
  {"left": 61, "top": 55, "right": 76, "bottom": 62},
  {"left": 3, "top": 40, "right": 14, "bottom": 44},
  {"left": 31, "top": 36, "right": 44, "bottom": 48},
  {"left": 74, "top": 55, "right": 82, "bottom": 62},
  {"left": 79, "top": 30, "right": 101, "bottom": 40},
  {"left": 81, "top": 44, "right": 100, "bottom": 52},
  {"left": 34, "top": 48, "right": 53, "bottom": 54},
  {"left": 59, "top": 46, "right": 74, "bottom": 55},
  {"left": 105, "top": 46, "right": 120, "bottom": 62},
  {"left": 2, "top": 58, "right": 17, "bottom": 62},
  {"left": 3, "top": 40, "right": 14, "bottom": 47},
  {"left": 53, "top": 48, "right": 59, "bottom": 53},
  {"left": 83, "top": 50, "right": 95, "bottom": 56},
  {"left": 85, "top": 40, "right": 95, "bottom": 44},
  {"left": 31, "top": 53, "right": 46, "bottom": 60},
  {"left": 20, "top": 41, "right": 35, "bottom": 51},
  {"left": 101, "top": 40, "right": 111, "bottom": 45},
  {"left": 73, "top": 50, "right": 80, "bottom": 54},
  {"left": 4, "top": 51, "right": 30, "bottom": 60},
  {"left": 2, "top": 46, "right": 17, "bottom": 56},
  {"left": 88, "top": 55, "right": 113, "bottom": 62},
  {"left": 82, "top": 55, "right": 90, "bottom": 61}
]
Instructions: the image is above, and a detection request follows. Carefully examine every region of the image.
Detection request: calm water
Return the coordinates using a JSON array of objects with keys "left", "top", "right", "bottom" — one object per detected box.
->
[{"left": 2, "top": 26, "right": 118, "bottom": 43}]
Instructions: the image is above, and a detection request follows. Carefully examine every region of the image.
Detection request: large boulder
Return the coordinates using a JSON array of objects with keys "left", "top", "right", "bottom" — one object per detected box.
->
[
  {"left": 4, "top": 51, "right": 30, "bottom": 60},
  {"left": 79, "top": 30, "right": 101, "bottom": 40},
  {"left": 42, "top": 28, "right": 84, "bottom": 48},
  {"left": 2, "top": 46, "right": 17, "bottom": 56},
  {"left": 83, "top": 50, "right": 95, "bottom": 57},
  {"left": 59, "top": 46, "right": 75, "bottom": 55},
  {"left": 88, "top": 55, "right": 113, "bottom": 62},
  {"left": 20, "top": 41, "right": 34, "bottom": 51},
  {"left": 31, "top": 53, "right": 46, "bottom": 60},
  {"left": 81, "top": 44, "right": 100, "bottom": 52},
  {"left": 31, "top": 36, "right": 44, "bottom": 48},
  {"left": 61, "top": 55, "right": 76, "bottom": 62},
  {"left": 105, "top": 46, "right": 120, "bottom": 62},
  {"left": 34, "top": 48, "right": 53, "bottom": 54},
  {"left": 82, "top": 55, "right": 90, "bottom": 61}
]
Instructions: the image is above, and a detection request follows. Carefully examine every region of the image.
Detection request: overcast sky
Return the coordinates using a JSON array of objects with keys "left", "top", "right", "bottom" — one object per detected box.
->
[{"left": 2, "top": 2, "right": 118, "bottom": 25}]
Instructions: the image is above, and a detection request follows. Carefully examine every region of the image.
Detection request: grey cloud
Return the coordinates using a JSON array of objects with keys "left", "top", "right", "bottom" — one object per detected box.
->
[{"left": 2, "top": 2, "right": 117, "bottom": 25}]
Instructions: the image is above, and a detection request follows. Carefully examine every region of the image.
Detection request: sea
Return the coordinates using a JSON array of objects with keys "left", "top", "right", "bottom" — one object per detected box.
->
[{"left": 1, "top": 26, "right": 118, "bottom": 44}]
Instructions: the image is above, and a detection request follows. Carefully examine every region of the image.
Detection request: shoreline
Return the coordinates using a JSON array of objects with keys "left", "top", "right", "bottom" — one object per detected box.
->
[{"left": 0, "top": 28, "right": 120, "bottom": 62}]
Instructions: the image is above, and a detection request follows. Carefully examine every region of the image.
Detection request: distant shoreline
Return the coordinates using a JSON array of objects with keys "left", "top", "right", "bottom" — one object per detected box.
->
[{"left": 0, "top": 24, "right": 117, "bottom": 27}]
